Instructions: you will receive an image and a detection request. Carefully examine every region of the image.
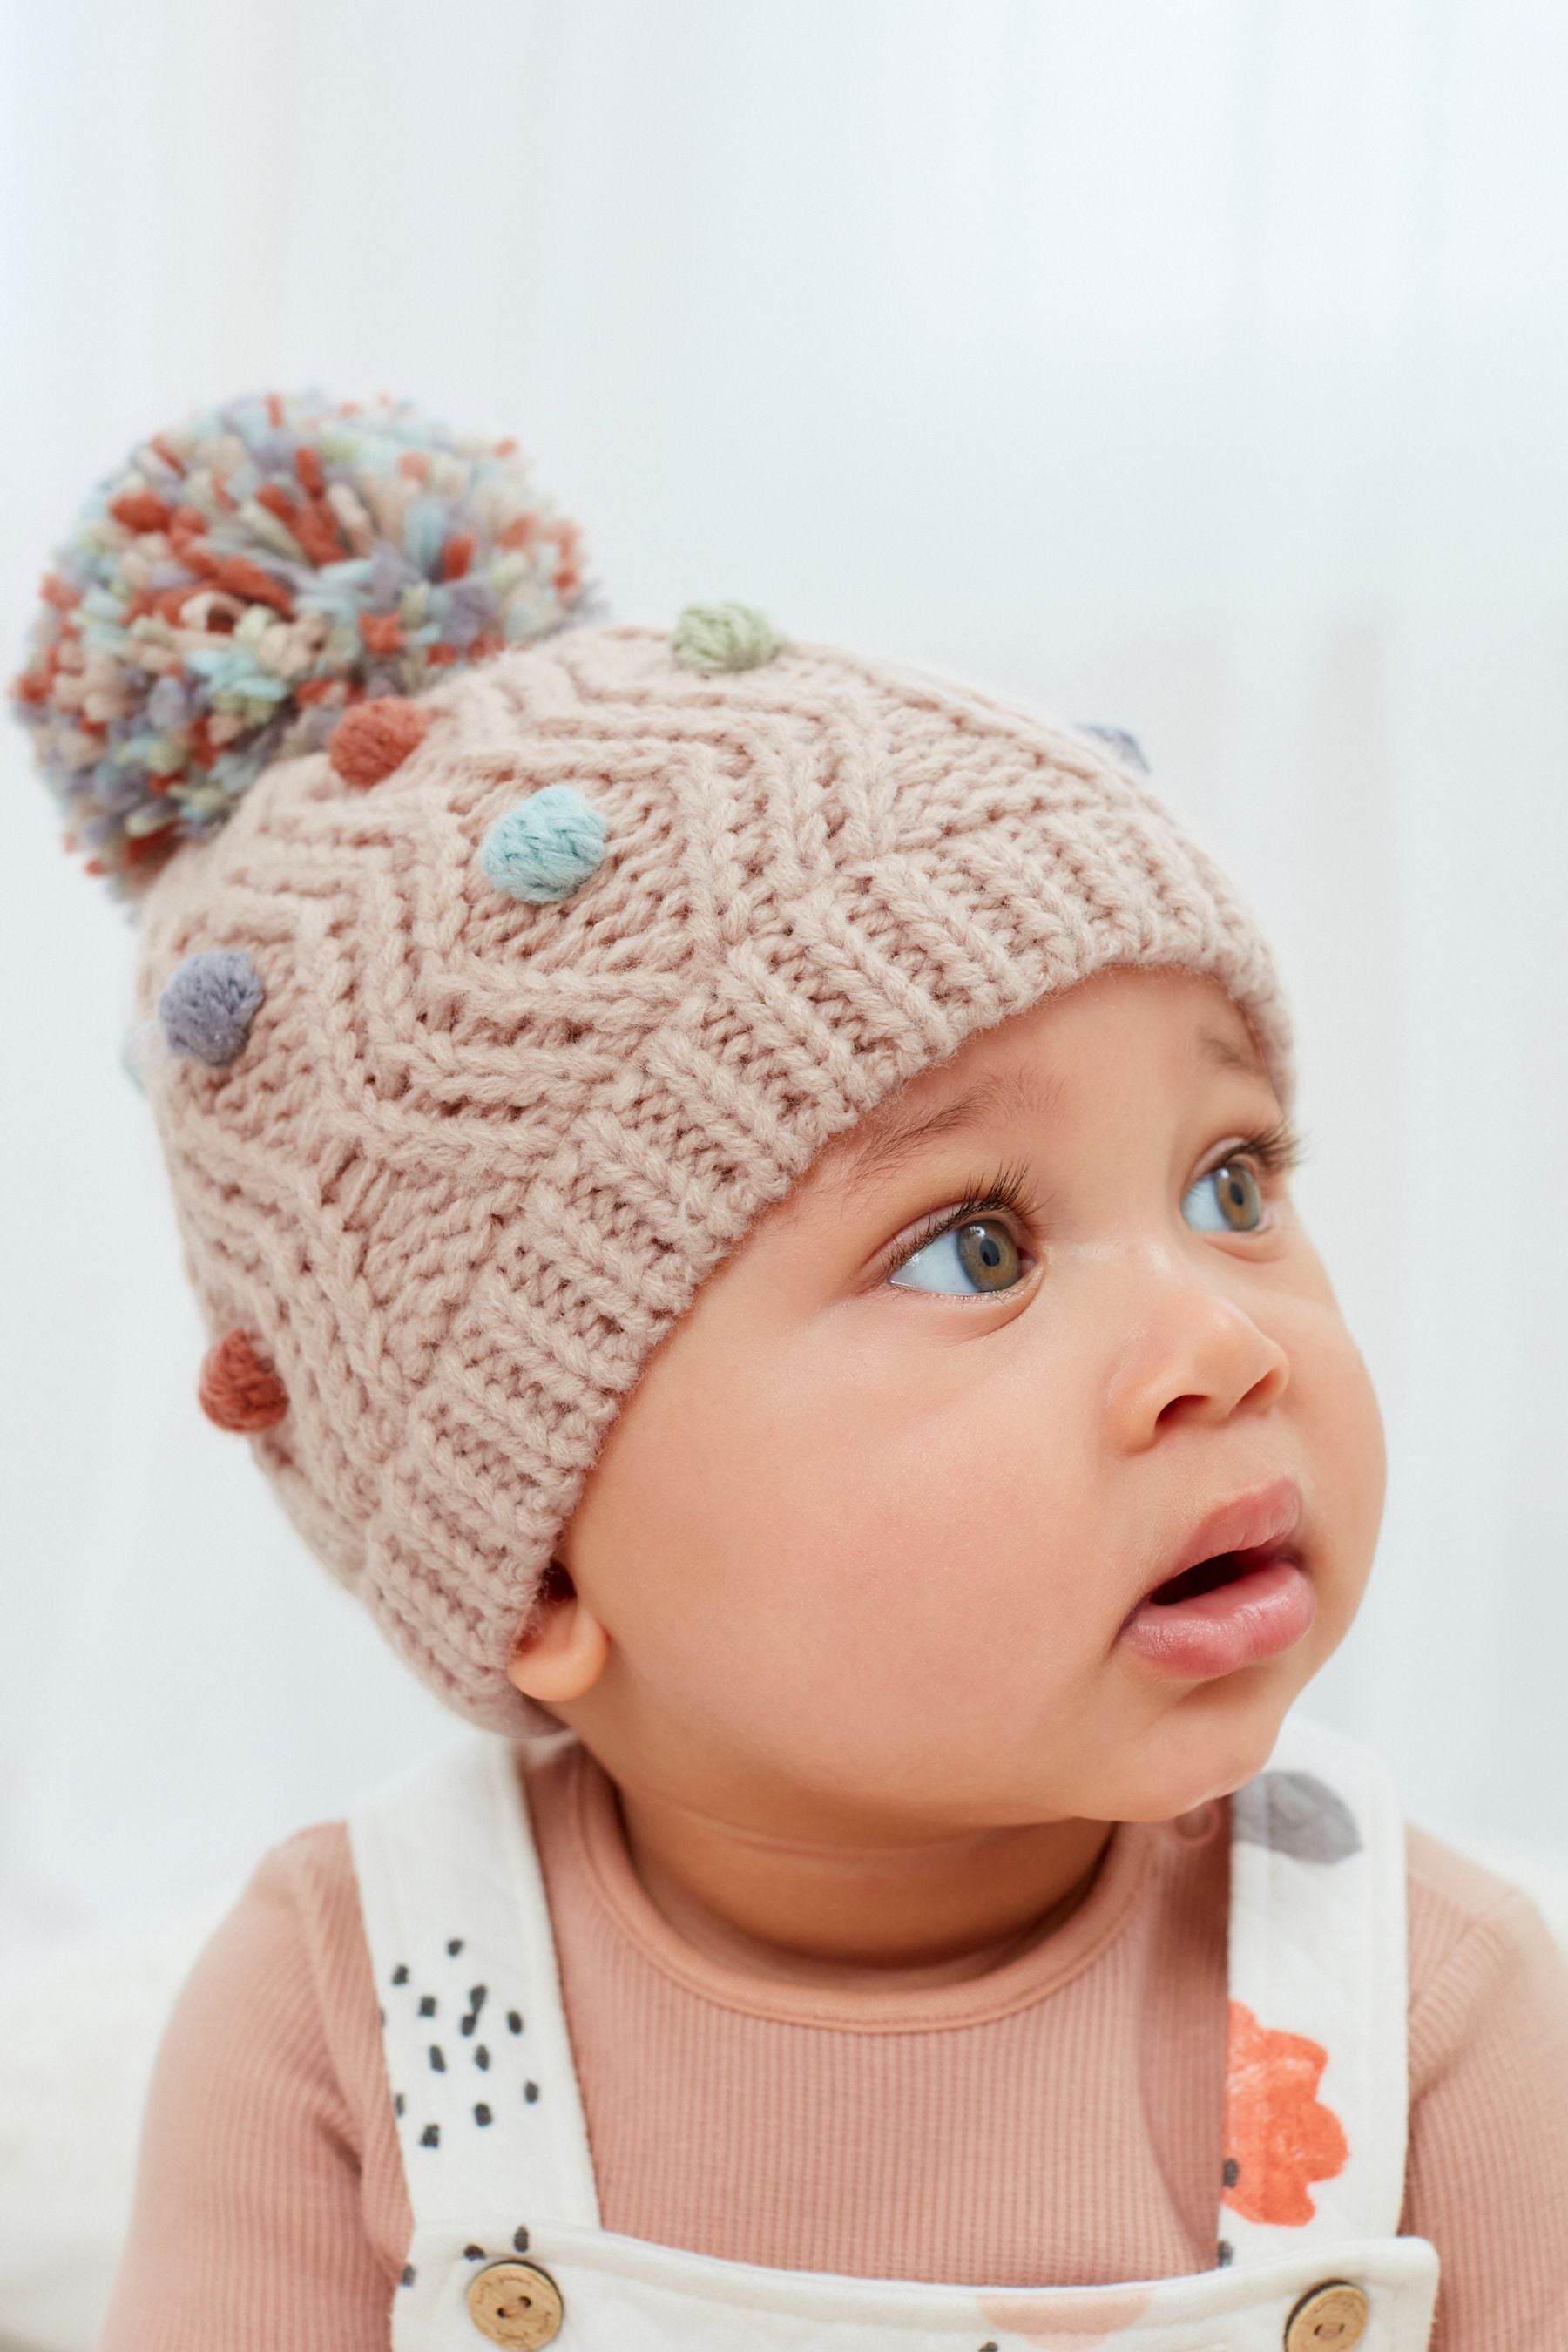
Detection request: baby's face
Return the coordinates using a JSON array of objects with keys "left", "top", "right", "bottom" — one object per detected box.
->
[{"left": 525, "top": 966, "right": 1383, "bottom": 1828}]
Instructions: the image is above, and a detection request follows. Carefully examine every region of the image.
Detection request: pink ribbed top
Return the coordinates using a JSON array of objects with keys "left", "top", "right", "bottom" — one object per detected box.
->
[{"left": 101, "top": 1738, "right": 1568, "bottom": 2349}]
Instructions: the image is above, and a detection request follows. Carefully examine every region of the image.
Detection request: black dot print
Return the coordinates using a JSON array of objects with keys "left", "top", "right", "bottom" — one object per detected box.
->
[
  {"left": 1217, "top": 2240, "right": 1234, "bottom": 2267},
  {"left": 513, "top": 2225, "right": 530, "bottom": 2254},
  {"left": 463, "top": 2245, "right": 485, "bottom": 2261},
  {"left": 1222, "top": 2157, "right": 1240, "bottom": 2188},
  {"left": 400, "top": 2262, "right": 416, "bottom": 2288},
  {"left": 383, "top": 1936, "right": 542, "bottom": 2165}
]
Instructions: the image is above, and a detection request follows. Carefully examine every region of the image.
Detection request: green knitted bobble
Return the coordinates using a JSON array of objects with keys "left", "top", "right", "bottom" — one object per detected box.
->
[{"left": 670, "top": 601, "right": 784, "bottom": 672}]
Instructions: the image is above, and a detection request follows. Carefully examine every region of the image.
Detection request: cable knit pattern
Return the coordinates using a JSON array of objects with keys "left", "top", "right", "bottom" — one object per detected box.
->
[{"left": 129, "top": 621, "right": 1294, "bottom": 1734}]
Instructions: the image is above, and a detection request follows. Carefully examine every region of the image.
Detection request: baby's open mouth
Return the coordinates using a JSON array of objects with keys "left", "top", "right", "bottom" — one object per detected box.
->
[
  {"left": 1118, "top": 1478, "right": 1315, "bottom": 1679},
  {"left": 1144, "top": 1548, "right": 1261, "bottom": 1606}
]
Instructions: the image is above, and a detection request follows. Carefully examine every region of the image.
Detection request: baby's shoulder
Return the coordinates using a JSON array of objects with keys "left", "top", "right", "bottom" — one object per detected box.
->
[
  {"left": 1403, "top": 1817, "right": 1564, "bottom": 1968},
  {"left": 217, "top": 1815, "right": 363, "bottom": 1991},
  {"left": 1402, "top": 1818, "right": 1568, "bottom": 2079},
  {"left": 146, "top": 1815, "right": 380, "bottom": 2115}
]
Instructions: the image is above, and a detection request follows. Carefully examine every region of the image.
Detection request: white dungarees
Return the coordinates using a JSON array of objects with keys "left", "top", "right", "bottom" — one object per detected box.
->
[{"left": 347, "top": 1713, "right": 1439, "bottom": 2351}]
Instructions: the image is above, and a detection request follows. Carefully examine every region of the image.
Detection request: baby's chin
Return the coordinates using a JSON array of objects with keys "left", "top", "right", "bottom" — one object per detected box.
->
[
  {"left": 885, "top": 1663, "right": 1313, "bottom": 1833},
  {"left": 1076, "top": 1672, "right": 1310, "bottom": 1827}
]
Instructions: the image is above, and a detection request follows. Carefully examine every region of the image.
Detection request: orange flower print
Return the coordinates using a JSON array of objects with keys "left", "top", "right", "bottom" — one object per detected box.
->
[{"left": 1222, "top": 1998, "right": 1348, "bottom": 2226}]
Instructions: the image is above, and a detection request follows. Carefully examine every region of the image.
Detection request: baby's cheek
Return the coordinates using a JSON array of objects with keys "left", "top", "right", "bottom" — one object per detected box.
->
[
  {"left": 614, "top": 1315, "right": 1103, "bottom": 1756},
  {"left": 770, "top": 1418, "right": 1100, "bottom": 1702},
  {"left": 1285, "top": 1296, "right": 1386, "bottom": 1614}
]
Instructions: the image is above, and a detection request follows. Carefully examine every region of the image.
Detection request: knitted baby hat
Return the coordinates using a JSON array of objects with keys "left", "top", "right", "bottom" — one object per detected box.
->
[{"left": 12, "top": 392, "right": 1294, "bottom": 1739}]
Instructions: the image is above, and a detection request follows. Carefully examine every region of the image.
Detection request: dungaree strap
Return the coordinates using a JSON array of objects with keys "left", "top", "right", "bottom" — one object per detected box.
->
[
  {"left": 1220, "top": 1710, "right": 1411, "bottom": 2266},
  {"left": 347, "top": 1733, "right": 601, "bottom": 2234},
  {"left": 349, "top": 1713, "right": 1416, "bottom": 2288}
]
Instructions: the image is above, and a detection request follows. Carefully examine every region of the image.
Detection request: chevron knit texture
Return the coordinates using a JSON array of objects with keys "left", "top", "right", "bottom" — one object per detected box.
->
[{"left": 129, "top": 621, "right": 1294, "bottom": 1735}]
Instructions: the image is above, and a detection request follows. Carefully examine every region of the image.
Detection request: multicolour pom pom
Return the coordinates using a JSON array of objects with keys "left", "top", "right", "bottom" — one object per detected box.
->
[{"left": 9, "top": 390, "right": 590, "bottom": 902}]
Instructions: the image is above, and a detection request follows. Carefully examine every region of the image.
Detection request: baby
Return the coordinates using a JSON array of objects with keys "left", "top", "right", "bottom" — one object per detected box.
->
[{"left": 12, "top": 392, "right": 1567, "bottom": 2352}]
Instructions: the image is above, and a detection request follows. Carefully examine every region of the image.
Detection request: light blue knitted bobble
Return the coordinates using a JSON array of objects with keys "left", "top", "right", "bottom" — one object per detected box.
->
[
  {"left": 481, "top": 785, "right": 608, "bottom": 904},
  {"left": 670, "top": 601, "right": 783, "bottom": 672},
  {"left": 158, "top": 949, "right": 266, "bottom": 1066},
  {"left": 120, "top": 1021, "right": 159, "bottom": 1093},
  {"left": 1076, "top": 721, "right": 1149, "bottom": 774}
]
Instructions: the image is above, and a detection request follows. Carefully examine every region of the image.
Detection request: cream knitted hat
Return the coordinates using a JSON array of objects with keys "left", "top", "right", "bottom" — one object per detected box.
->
[{"left": 12, "top": 395, "right": 1294, "bottom": 1738}]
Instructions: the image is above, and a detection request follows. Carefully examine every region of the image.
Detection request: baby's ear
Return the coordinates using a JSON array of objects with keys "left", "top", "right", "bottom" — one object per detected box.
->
[{"left": 505, "top": 1561, "right": 611, "bottom": 1705}]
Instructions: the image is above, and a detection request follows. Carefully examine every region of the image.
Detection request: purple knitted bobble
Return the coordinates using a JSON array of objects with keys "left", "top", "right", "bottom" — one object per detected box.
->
[{"left": 158, "top": 950, "right": 266, "bottom": 1066}]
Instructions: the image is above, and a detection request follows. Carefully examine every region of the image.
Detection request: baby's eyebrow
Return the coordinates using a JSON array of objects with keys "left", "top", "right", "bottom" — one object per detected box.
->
[
  {"left": 834, "top": 1069, "right": 1060, "bottom": 1202},
  {"left": 1195, "top": 1026, "right": 1269, "bottom": 1082},
  {"left": 830, "top": 1025, "right": 1268, "bottom": 1205}
]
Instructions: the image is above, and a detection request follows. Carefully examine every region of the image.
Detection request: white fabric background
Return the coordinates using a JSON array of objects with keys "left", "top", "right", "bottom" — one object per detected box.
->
[{"left": 3, "top": 0, "right": 1566, "bottom": 1974}]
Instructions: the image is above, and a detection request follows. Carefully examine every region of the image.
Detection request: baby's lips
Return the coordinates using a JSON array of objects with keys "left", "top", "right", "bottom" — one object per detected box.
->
[
  {"left": 1112, "top": 1472, "right": 1314, "bottom": 1680},
  {"left": 1118, "top": 1558, "right": 1315, "bottom": 1680},
  {"left": 1126, "top": 1474, "right": 1304, "bottom": 1619}
]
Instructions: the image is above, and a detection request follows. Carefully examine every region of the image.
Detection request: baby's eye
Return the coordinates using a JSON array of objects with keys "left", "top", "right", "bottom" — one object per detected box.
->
[
  {"left": 888, "top": 1216, "right": 1027, "bottom": 1296},
  {"left": 1182, "top": 1158, "right": 1264, "bottom": 1234}
]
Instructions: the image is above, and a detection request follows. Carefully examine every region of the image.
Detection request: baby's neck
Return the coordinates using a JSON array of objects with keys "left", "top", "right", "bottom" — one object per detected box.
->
[{"left": 604, "top": 1761, "right": 1118, "bottom": 1992}]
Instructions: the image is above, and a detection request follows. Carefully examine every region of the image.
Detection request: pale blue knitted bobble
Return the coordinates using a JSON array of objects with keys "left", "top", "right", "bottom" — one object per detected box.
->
[
  {"left": 670, "top": 602, "right": 783, "bottom": 672},
  {"left": 119, "top": 1020, "right": 160, "bottom": 1093},
  {"left": 1076, "top": 721, "right": 1149, "bottom": 774},
  {"left": 158, "top": 950, "right": 266, "bottom": 1066},
  {"left": 481, "top": 785, "right": 608, "bottom": 904}
]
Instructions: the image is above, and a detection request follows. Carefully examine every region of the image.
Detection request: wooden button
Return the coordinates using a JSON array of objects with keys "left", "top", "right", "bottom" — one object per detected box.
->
[
  {"left": 1284, "top": 2281, "right": 1370, "bottom": 2352},
  {"left": 466, "top": 2260, "right": 564, "bottom": 2348}
]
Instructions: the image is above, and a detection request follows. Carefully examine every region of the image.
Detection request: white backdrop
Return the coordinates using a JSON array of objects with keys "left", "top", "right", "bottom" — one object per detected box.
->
[{"left": 3, "top": 0, "right": 1566, "bottom": 1973}]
